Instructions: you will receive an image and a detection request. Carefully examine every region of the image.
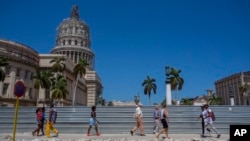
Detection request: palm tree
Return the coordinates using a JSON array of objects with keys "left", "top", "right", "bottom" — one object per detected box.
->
[
  {"left": 72, "top": 58, "right": 89, "bottom": 106},
  {"left": 51, "top": 74, "right": 68, "bottom": 105},
  {"left": 161, "top": 97, "right": 166, "bottom": 107},
  {"left": 169, "top": 67, "right": 184, "bottom": 104},
  {"left": 142, "top": 75, "right": 157, "bottom": 105},
  {"left": 239, "top": 84, "right": 247, "bottom": 96},
  {"left": 208, "top": 94, "right": 222, "bottom": 105},
  {"left": 32, "top": 70, "right": 53, "bottom": 106},
  {"left": 0, "top": 57, "right": 9, "bottom": 82},
  {"left": 50, "top": 57, "right": 65, "bottom": 73},
  {"left": 180, "top": 97, "right": 192, "bottom": 105}
]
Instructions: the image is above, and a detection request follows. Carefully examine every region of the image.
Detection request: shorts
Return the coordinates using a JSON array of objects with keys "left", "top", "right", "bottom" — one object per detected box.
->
[
  {"left": 89, "top": 117, "right": 97, "bottom": 126},
  {"left": 161, "top": 118, "right": 168, "bottom": 128}
]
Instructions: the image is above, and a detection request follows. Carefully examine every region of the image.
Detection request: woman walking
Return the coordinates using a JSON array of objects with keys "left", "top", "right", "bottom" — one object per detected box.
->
[
  {"left": 87, "top": 106, "right": 100, "bottom": 136},
  {"left": 32, "top": 108, "right": 42, "bottom": 136},
  {"left": 155, "top": 105, "right": 171, "bottom": 139}
]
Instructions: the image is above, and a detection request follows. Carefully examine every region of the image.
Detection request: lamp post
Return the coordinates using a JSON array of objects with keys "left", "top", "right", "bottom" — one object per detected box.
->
[
  {"left": 134, "top": 93, "right": 140, "bottom": 105},
  {"left": 96, "top": 95, "right": 103, "bottom": 106},
  {"left": 165, "top": 66, "right": 172, "bottom": 105},
  {"left": 229, "top": 84, "right": 234, "bottom": 106}
]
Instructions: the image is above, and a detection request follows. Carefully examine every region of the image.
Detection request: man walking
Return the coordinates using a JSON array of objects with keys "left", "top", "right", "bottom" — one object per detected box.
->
[
  {"left": 204, "top": 104, "right": 220, "bottom": 138},
  {"left": 46, "top": 104, "right": 59, "bottom": 138},
  {"left": 197, "top": 105, "right": 205, "bottom": 137},
  {"left": 130, "top": 103, "right": 145, "bottom": 136},
  {"left": 153, "top": 105, "right": 161, "bottom": 134}
]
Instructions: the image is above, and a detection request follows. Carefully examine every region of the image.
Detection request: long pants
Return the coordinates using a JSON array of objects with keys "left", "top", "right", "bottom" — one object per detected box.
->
[
  {"left": 153, "top": 119, "right": 161, "bottom": 133},
  {"left": 201, "top": 120, "right": 204, "bottom": 135},
  {"left": 204, "top": 122, "right": 219, "bottom": 135},
  {"left": 46, "top": 121, "right": 58, "bottom": 137}
]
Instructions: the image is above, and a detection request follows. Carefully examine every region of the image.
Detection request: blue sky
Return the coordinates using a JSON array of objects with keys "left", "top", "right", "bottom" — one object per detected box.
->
[{"left": 0, "top": 0, "right": 249, "bottom": 105}]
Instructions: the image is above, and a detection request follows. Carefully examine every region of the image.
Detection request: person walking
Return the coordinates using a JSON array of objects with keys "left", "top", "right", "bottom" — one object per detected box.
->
[
  {"left": 32, "top": 108, "right": 42, "bottom": 136},
  {"left": 40, "top": 107, "right": 46, "bottom": 136},
  {"left": 155, "top": 104, "right": 171, "bottom": 139},
  {"left": 204, "top": 104, "right": 220, "bottom": 138},
  {"left": 87, "top": 106, "right": 101, "bottom": 136},
  {"left": 153, "top": 105, "right": 161, "bottom": 134},
  {"left": 130, "top": 103, "right": 145, "bottom": 136},
  {"left": 197, "top": 105, "right": 205, "bottom": 137},
  {"left": 46, "top": 104, "right": 59, "bottom": 138}
]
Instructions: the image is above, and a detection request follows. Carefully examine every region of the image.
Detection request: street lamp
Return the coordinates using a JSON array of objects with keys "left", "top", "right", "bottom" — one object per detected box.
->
[
  {"left": 165, "top": 65, "right": 172, "bottom": 105},
  {"left": 134, "top": 93, "right": 140, "bottom": 105},
  {"left": 96, "top": 95, "right": 103, "bottom": 106},
  {"left": 229, "top": 84, "right": 234, "bottom": 106}
]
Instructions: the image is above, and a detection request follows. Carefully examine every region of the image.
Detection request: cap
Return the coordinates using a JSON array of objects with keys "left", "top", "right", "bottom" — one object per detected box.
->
[{"left": 138, "top": 103, "right": 143, "bottom": 106}]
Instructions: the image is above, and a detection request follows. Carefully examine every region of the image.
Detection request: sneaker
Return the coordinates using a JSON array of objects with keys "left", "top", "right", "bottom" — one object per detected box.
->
[
  {"left": 207, "top": 128, "right": 211, "bottom": 133},
  {"left": 87, "top": 134, "right": 92, "bottom": 136},
  {"left": 96, "top": 133, "right": 101, "bottom": 136},
  {"left": 201, "top": 134, "right": 206, "bottom": 138},
  {"left": 217, "top": 134, "right": 221, "bottom": 138}
]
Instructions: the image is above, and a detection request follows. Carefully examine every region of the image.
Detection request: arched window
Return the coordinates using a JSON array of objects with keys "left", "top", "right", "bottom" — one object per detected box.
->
[
  {"left": 75, "top": 40, "right": 78, "bottom": 45},
  {"left": 63, "top": 40, "right": 65, "bottom": 45},
  {"left": 69, "top": 40, "right": 71, "bottom": 45}
]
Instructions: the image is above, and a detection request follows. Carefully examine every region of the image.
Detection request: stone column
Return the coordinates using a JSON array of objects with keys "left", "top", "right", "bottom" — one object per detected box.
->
[{"left": 166, "top": 82, "right": 172, "bottom": 105}]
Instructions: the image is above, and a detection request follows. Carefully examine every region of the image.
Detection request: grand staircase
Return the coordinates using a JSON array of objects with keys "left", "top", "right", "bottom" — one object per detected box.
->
[{"left": 0, "top": 106, "right": 249, "bottom": 134}]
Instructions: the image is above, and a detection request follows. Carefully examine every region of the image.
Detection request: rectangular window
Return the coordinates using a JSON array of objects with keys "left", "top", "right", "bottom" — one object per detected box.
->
[
  {"left": 25, "top": 70, "right": 29, "bottom": 79},
  {"left": 2, "top": 83, "right": 9, "bottom": 95},
  {"left": 16, "top": 68, "right": 21, "bottom": 77},
  {"left": 5, "top": 66, "right": 11, "bottom": 75},
  {"left": 29, "top": 88, "right": 32, "bottom": 99},
  {"left": 30, "top": 72, "right": 33, "bottom": 80}
]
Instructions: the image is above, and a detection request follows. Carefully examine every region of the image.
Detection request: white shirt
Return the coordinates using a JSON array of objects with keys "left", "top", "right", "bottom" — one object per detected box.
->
[
  {"left": 160, "top": 108, "right": 168, "bottom": 119},
  {"left": 135, "top": 106, "right": 143, "bottom": 118},
  {"left": 204, "top": 108, "right": 213, "bottom": 124}
]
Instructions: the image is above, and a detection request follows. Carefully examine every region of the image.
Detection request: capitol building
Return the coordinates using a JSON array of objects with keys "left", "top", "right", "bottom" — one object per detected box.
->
[{"left": 0, "top": 6, "right": 103, "bottom": 106}]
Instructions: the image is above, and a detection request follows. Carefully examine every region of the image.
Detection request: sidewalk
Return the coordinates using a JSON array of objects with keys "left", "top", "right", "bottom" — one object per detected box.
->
[{"left": 0, "top": 133, "right": 229, "bottom": 141}]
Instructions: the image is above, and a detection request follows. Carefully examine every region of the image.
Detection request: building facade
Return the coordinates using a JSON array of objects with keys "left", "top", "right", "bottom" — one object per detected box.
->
[
  {"left": 0, "top": 5, "right": 102, "bottom": 107},
  {"left": 215, "top": 71, "right": 250, "bottom": 105},
  {"left": 0, "top": 39, "right": 39, "bottom": 106}
]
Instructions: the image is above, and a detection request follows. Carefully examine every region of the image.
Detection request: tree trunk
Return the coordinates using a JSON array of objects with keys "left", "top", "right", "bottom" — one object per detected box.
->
[
  {"left": 72, "top": 77, "right": 79, "bottom": 106},
  {"left": 175, "top": 89, "right": 178, "bottom": 105},
  {"left": 148, "top": 94, "right": 151, "bottom": 105}
]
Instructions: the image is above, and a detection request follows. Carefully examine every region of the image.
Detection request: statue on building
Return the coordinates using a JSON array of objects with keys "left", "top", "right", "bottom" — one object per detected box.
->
[
  {"left": 70, "top": 5, "right": 80, "bottom": 20},
  {"left": 96, "top": 95, "right": 104, "bottom": 106}
]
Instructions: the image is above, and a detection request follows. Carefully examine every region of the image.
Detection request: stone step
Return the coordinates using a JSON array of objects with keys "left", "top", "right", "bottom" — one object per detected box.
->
[{"left": 0, "top": 106, "right": 249, "bottom": 134}]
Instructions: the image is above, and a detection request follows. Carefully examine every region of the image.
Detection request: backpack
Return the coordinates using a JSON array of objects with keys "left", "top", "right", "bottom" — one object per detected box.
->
[
  {"left": 211, "top": 111, "right": 215, "bottom": 121},
  {"left": 208, "top": 109, "right": 215, "bottom": 121}
]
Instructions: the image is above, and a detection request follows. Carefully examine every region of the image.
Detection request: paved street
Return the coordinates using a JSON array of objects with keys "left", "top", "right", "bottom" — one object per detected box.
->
[{"left": 0, "top": 133, "right": 229, "bottom": 141}]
